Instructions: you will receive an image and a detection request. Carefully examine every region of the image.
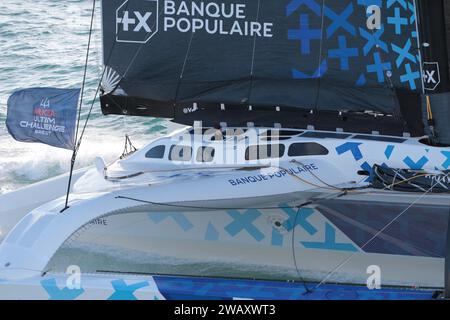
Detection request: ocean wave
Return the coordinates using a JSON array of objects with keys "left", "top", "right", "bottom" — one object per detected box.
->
[{"left": 0, "top": 0, "right": 166, "bottom": 194}]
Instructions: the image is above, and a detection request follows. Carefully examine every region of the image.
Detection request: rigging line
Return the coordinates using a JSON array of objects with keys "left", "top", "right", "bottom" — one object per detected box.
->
[
  {"left": 104, "top": 164, "right": 272, "bottom": 179},
  {"left": 291, "top": 202, "right": 314, "bottom": 294},
  {"left": 368, "top": 19, "right": 396, "bottom": 119},
  {"left": 313, "top": 0, "right": 326, "bottom": 113},
  {"left": 74, "top": 0, "right": 97, "bottom": 147},
  {"left": 291, "top": 190, "right": 349, "bottom": 295},
  {"left": 278, "top": 165, "right": 350, "bottom": 191},
  {"left": 62, "top": 0, "right": 97, "bottom": 211},
  {"left": 412, "top": 0, "right": 425, "bottom": 96},
  {"left": 173, "top": 30, "right": 196, "bottom": 108},
  {"left": 64, "top": 200, "right": 308, "bottom": 283},
  {"left": 105, "top": 5, "right": 167, "bottom": 114},
  {"left": 288, "top": 159, "right": 355, "bottom": 191},
  {"left": 0, "top": 266, "right": 54, "bottom": 277},
  {"left": 75, "top": 0, "right": 149, "bottom": 151},
  {"left": 115, "top": 192, "right": 345, "bottom": 294},
  {"left": 104, "top": 161, "right": 365, "bottom": 192},
  {"left": 115, "top": 195, "right": 324, "bottom": 211},
  {"left": 385, "top": 173, "right": 440, "bottom": 191},
  {"left": 245, "top": 0, "right": 261, "bottom": 105},
  {"left": 116, "top": 5, "right": 166, "bottom": 82},
  {"left": 62, "top": 0, "right": 136, "bottom": 211},
  {"left": 314, "top": 171, "right": 450, "bottom": 289}
]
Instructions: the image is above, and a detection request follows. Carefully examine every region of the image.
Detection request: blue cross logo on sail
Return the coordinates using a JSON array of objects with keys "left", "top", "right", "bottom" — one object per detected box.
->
[{"left": 116, "top": 0, "right": 159, "bottom": 43}]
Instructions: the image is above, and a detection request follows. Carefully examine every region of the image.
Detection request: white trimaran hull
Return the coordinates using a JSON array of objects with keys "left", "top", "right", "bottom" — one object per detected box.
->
[{"left": 0, "top": 163, "right": 447, "bottom": 289}]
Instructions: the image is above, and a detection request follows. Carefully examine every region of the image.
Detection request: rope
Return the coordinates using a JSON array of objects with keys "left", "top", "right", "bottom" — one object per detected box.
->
[
  {"left": 173, "top": 30, "right": 195, "bottom": 107},
  {"left": 74, "top": 0, "right": 96, "bottom": 147},
  {"left": 245, "top": 0, "right": 262, "bottom": 105},
  {"left": 120, "top": 134, "right": 137, "bottom": 159},
  {"left": 289, "top": 159, "right": 352, "bottom": 191},
  {"left": 426, "top": 95, "right": 437, "bottom": 142},
  {"left": 110, "top": 5, "right": 166, "bottom": 98},
  {"left": 62, "top": 0, "right": 151, "bottom": 211},
  {"left": 313, "top": 0, "right": 327, "bottom": 113},
  {"left": 115, "top": 195, "right": 312, "bottom": 211},
  {"left": 426, "top": 95, "right": 434, "bottom": 121},
  {"left": 292, "top": 202, "right": 314, "bottom": 294},
  {"left": 62, "top": 0, "right": 97, "bottom": 212}
]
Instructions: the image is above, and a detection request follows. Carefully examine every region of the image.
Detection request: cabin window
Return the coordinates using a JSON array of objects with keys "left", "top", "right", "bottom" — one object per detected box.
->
[
  {"left": 245, "top": 144, "right": 285, "bottom": 160},
  {"left": 169, "top": 145, "right": 192, "bottom": 161},
  {"left": 145, "top": 145, "right": 166, "bottom": 159},
  {"left": 353, "top": 135, "right": 406, "bottom": 143},
  {"left": 196, "top": 147, "right": 215, "bottom": 163},
  {"left": 260, "top": 130, "right": 301, "bottom": 141},
  {"left": 189, "top": 128, "right": 228, "bottom": 141},
  {"left": 300, "top": 131, "right": 351, "bottom": 139},
  {"left": 288, "top": 143, "right": 329, "bottom": 156}
]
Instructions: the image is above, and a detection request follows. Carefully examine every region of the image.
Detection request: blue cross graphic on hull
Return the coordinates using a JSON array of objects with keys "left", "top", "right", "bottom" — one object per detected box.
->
[
  {"left": 225, "top": 209, "right": 265, "bottom": 242},
  {"left": 41, "top": 278, "right": 84, "bottom": 300},
  {"left": 301, "top": 223, "right": 358, "bottom": 252},
  {"left": 108, "top": 279, "right": 150, "bottom": 300},
  {"left": 336, "top": 142, "right": 363, "bottom": 161},
  {"left": 148, "top": 212, "right": 194, "bottom": 231},
  {"left": 403, "top": 156, "right": 429, "bottom": 169},
  {"left": 442, "top": 151, "right": 450, "bottom": 169}
]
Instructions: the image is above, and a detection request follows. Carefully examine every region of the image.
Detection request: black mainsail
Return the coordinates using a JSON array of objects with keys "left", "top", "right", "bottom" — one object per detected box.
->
[{"left": 100, "top": 0, "right": 450, "bottom": 142}]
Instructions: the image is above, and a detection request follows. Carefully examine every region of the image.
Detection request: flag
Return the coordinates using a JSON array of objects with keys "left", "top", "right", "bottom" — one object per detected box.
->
[{"left": 6, "top": 87, "right": 80, "bottom": 150}]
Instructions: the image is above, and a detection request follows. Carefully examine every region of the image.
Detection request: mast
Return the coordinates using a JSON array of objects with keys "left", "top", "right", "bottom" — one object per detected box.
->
[{"left": 415, "top": 0, "right": 450, "bottom": 145}]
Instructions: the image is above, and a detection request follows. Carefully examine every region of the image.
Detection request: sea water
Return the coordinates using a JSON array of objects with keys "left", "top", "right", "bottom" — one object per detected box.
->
[
  {"left": 0, "top": 0, "right": 166, "bottom": 195},
  {"left": 0, "top": 0, "right": 181, "bottom": 275}
]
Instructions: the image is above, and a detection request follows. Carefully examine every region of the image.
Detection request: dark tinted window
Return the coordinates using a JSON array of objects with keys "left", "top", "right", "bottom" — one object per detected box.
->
[
  {"left": 260, "top": 130, "right": 300, "bottom": 141},
  {"left": 288, "top": 143, "right": 329, "bottom": 156},
  {"left": 189, "top": 128, "right": 247, "bottom": 141},
  {"left": 353, "top": 135, "right": 406, "bottom": 143},
  {"left": 301, "top": 131, "right": 351, "bottom": 139},
  {"left": 245, "top": 144, "right": 285, "bottom": 160},
  {"left": 266, "top": 130, "right": 302, "bottom": 137},
  {"left": 196, "top": 147, "right": 215, "bottom": 162},
  {"left": 260, "top": 136, "right": 293, "bottom": 141},
  {"left": 169, "top": 145, "right": 192, "bottom": 161},
  {"left": 145, "top": 145, "right": 165, "bottom": 159}
]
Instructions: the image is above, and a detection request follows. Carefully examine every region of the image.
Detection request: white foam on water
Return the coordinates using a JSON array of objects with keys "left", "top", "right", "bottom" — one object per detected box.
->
[
  {"left": 0, "top": 127, "right": 166, "bottom": 194},
  {"left": 0, "top": 0, "right": 166, "bottom": 194}
]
